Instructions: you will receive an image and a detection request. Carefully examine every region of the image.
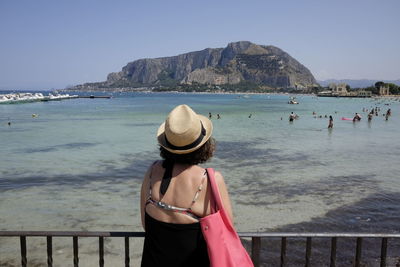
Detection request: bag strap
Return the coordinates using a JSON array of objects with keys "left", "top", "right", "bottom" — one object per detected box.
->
[
  {"left": 206, "top": 168, "right": 224, "bottom": 213},
  {"left": 206, "top": 168, "right": 237, "bottom": 231}
]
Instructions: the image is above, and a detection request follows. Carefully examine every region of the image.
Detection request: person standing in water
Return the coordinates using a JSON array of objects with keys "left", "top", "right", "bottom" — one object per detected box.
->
[
  {"left": 289, "top": 112, "right": 295, "bottom": 122},
  {"left": 368, "top": 111, "right": 373, "bottom": 121},
  {"left": 328, "top": 116, "right": 333, "bottom": 128}
]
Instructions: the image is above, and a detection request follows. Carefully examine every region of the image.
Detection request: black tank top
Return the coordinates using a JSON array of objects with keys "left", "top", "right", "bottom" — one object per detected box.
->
[
  {"left": 141, "top": 161, "right": 209, "bottom": 267},
  {"left": 141, "top": 213, "right": 209, "bottom": 267}
]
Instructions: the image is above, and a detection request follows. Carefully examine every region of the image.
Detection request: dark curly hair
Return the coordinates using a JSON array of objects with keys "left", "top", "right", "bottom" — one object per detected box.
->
[{"left": 159, "top": 137, "right": 215, "bottom": 165}]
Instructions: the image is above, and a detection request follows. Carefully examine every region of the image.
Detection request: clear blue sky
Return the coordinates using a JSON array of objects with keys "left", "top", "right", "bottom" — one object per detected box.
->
[{"left": 1, "top": 0, "right": 399, "bottom": 90}]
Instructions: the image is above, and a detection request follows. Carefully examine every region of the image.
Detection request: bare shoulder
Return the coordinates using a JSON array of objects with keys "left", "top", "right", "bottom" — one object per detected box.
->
[{"left": 145, "top": 160, "right": 162, "bottom": 177}]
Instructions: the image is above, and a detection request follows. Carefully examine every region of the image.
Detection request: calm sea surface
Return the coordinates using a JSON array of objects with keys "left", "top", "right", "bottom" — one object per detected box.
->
[{"left": 1, "top": 92, "right": 399, "bottom": 265}]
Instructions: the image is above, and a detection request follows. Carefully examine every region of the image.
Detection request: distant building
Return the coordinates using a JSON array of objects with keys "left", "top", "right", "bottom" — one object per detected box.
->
[
  {"left": 357, "top": 90, "right": 372, "bottom": 97},
  {"left": 294, "top": 83, "right": 306, "bottom": 90},
  {"left": 379, "top": 85, "right": 390, "bottom": 96},
  {"left": 329, "top": 83, "right": 348, "bottom": 96},
  {"left": 318, "top": 83, "right": 371, "bottom": 98}
]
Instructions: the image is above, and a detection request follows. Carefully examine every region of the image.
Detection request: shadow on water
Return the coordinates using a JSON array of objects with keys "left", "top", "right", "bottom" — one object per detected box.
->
[
  {"left": 215, "top": 140, "right": 324, "bottom": 169},
  {"left": 0, "top": 151, "right": 157, "bottom": 191},
  {"left": 2, "top": 138, "right": 322, "bottom": 192},
  {"left": 236, "top": 173, "right": 378, "bottom": 206},
  {"left": 253, "top": 192, "right": 400, "bottom": 266},
  {"left": 20, "top": 142, "right": 99, "bottom": 153}
]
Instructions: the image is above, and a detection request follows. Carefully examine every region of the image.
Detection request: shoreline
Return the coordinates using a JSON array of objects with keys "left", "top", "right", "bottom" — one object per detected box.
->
[
  {"left": 64, "top": 89, "right": 400, "bottom": 98},
  {"left": 2, "top": 88, "right": 400, "bottom": 99}
]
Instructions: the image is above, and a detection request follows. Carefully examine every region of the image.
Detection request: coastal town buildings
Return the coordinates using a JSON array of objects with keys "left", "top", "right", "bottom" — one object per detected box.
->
[
  {"left": 317, "top": 83, "right": 372, "bottom": 98},
  {"left": 329, "top": 83, "right": 348, "bottom": 96},
  {"left": 379, "top": 85, "right": 390, "bottom": 96}
]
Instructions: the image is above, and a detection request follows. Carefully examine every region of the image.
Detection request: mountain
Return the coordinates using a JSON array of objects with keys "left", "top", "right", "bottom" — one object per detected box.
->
[
  {"left": 318, "top": 79, "right": 400, "bottom": 88},
  {"left": 73, "top": 41, "right": 316, "bottom": 91}
]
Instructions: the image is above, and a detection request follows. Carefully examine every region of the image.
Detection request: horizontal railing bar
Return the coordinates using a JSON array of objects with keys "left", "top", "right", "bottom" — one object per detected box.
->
[
  {"left": 2, "top": 231, "right": 400, "bottom": 238},
  {"left": 0, "top": 231, "right": 145, "bottom": 237},
  {"left": 1, "top": 231, "right": 400, "bottom": 238},
  {"left": 238, "top": 232, "right": 400, "bottom": 238}
]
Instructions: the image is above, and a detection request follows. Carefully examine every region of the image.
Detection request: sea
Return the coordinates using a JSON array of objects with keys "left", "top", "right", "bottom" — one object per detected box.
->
[{"left": 1, "top": 91, "right": 399, "bottom": 266}]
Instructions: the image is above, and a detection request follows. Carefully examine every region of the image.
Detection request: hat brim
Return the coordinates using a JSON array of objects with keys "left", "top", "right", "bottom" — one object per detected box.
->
[{"left": 157, "top": 114, "right": 213, "bottom": 154}]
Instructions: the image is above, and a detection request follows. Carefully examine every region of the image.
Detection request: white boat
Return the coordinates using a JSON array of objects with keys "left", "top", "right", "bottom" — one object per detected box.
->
[{"left": 288, "top": 97, "right": 299, "bottom": 104}]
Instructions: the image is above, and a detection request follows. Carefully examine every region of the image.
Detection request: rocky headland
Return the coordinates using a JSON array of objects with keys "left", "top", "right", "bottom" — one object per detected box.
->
[{"left": 72, "top": 41, "right": 317, "bottom": 92}]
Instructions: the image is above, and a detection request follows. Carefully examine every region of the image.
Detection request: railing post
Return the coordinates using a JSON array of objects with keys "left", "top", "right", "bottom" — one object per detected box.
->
[
  {"left": 251, "top": 237, "right": 261, "bottom": 267},
  {"left": 20, "top": 236, "right": 27, "bottom": 267},
  {"left": 280, "top": 237, "right": 287, "bottom": 267},
  {"left": 99, "top": 237, "right": 104, "bottom": 267},
  {"left": 330, "top": 237, "right": 337, "bottom": 267},
  {"left": 47, "top": 236, "right": 53, "bottom": 267},
  {"left": 73, "top": 236, "right": 79, "bottom": 267},
  {"left": 355, "top": 237, "right": 363, "bottom": 267},
  {"left": 380, "top": 237, "right": 388, "bottom": 267},
  {"left": 125, "top": 236, "right": 130, "bottom": 267},
  {"left": 305, "top": 237, "right": 312, "bottom": 267}
]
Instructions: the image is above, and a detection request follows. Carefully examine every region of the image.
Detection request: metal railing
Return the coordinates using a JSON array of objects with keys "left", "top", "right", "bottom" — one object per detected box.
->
[{"left": 1, "top": 231, "right": 400, "bottom": 267}]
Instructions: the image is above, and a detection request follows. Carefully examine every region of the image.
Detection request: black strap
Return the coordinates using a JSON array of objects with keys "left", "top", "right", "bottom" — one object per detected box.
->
[{"left": 160, "top": 160, "right": 173, "bottom": 196}]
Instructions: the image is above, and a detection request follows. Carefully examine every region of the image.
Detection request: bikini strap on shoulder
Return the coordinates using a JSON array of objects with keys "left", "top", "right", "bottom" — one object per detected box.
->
[{"left": 188, "top": 171, "right": 207, "bottom": 208}]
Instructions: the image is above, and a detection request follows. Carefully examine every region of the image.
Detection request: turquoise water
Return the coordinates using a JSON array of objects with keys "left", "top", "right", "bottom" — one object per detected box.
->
[
  {"left": 1, "top": 92, "right": 400, "bottom": 265},
  {"left": 1, "top": 92, "right": 400, "bottom": 234}
]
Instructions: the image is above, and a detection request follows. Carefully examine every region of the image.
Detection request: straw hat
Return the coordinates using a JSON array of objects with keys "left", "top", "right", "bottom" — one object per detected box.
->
[{"left": 157, "top": 104, "right": 213, "bottom": 154}]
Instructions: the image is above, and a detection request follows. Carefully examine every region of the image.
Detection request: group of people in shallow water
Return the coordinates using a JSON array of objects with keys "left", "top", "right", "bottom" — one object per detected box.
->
[
  {"left": 287, "top": 106, "right": 393, "bottom": 129},
  {"left": 206, "top": 106, "right": 393, "bottom": 131},
  {"left": 365, "top": 107, "right": 392, "bottom": 121}
]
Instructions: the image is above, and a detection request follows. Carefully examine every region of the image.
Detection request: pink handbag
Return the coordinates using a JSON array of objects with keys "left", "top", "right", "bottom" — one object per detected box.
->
[{"left": 200, "top": 168, "right": 254, "bottom": 267}]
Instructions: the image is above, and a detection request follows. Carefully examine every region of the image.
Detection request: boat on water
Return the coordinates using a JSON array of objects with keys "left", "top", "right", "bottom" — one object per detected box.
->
[
  {"left": 288, "top": 96, "right": 299, "bottom": 104},
  {"left": 0, "top": 92, "right": 78, "bottom": 104}
]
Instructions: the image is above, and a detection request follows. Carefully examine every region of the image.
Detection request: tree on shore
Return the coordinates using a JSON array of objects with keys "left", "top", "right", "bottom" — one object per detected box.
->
[
  {"left": 386, "top": 83, "right": 399, "bottom": 94},
  {"left": 375, "top": 81, "right": 385, "bottom": 89}
]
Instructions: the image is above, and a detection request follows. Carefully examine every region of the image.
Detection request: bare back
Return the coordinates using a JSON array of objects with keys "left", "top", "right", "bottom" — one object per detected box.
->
[{"left": 140, "top": 161, "right": 233, "bottom": 227}]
